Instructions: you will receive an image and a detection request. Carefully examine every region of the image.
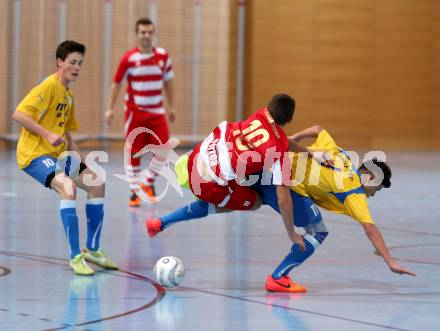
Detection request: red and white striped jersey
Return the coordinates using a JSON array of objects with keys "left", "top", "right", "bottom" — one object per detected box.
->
[
  {"left": 198, "top": 108, "right": 289, "bottom": 185},
  {"left": 114, "top": 47, "right": 174, "bottom": 115}
]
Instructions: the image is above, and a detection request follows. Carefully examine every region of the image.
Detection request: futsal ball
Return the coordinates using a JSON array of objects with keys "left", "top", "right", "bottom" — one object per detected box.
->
[{"left": 153, "top": 256, "right": 185, "bottom": 288}]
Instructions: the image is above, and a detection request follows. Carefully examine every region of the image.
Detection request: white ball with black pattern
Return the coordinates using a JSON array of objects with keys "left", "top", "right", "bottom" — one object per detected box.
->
[{"left": 153, "top": 256, "right": 185, "bottom": 288}]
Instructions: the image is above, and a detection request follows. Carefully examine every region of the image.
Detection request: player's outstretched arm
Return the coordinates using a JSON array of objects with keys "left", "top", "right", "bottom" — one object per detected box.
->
[
  {"left": 361, "top": 222, "right": 416, "bottom": 276},
  {"left": 12, "top": 110, "right": 64, "bottom": 147},
  {"left": 287, "top": 126, "right": 333, "bottom": 167},
  {"left": 276, "top": 185, "right": 305, "bottom": 251},
  {"left": 288, "top": 125, "right": 323, "bottom": 143}
]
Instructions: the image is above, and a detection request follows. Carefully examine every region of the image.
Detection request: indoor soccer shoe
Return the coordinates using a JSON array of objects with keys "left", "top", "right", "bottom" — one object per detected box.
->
[
  {"left": 129, "top": 191, "right": 141, "bottom": 207},
  {"left": 83, "top": 249, "right": 119, "bottom": 270},
  {"left": 146, "top": 218, "right": 163, "bottom": 238},
  {"left": 265, "top": 275, "right": 307, "bottom": 293},
  {"left": 69, "top": 253, "right": 95, "bottom": 276},
  {"left": 141, "top": 183, "right": 158, "bottom": 203}
]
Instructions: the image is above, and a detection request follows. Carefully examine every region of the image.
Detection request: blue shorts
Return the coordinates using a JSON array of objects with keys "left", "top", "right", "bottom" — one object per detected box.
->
[
  {"left": 252, "top": 180, "right": 322, "bottom": 228},
  {"left": 23, "top": 155, "right": 86, "bottom": 188}
]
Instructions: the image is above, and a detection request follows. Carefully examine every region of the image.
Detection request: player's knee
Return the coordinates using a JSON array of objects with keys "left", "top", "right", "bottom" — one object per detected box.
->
[
  {"left": 302, "top": 225, "right": 328, "bottom": 250},
  {"left": 52, "top": 175, "right": 77, "bottom": 198},
  {"left": 312, "top": 220, "right": 328, "bottom": 234},
  {"left": 307, "top": 221, "right": 329, "bottom": 244}
]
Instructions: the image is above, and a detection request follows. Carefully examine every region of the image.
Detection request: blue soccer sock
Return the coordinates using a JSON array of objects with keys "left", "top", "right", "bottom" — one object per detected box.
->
[
  {"left": 85, "top": 198, "right": 104, "bottom": 251},
  {"left": 271, "top": 232, "right": 328, "bottom": 279},
  {"left": 160, "top": 200, "right": 212, "bottom": 229},
  {"left": 60, "top": 200, "right": 81, "bottom": 259}
]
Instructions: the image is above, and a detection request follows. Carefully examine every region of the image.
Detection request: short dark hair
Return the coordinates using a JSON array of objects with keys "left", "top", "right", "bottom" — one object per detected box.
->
[
  {"left": 361, "top": 158, "right": 392, "bottom": 188},
  {"left": 267, "top": 93, "right": 295, "bottom": 126},
  {"left": 136, "top": 17, "right": 155, "bottom": 32},
  {"left": 55, "top": 40, "right": 85, "bottom": 61}
]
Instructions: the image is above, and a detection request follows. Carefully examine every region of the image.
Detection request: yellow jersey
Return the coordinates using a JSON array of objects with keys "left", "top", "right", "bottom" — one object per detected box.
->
[
  {"left": 16, "top": 73, "right": 79, "bottom": 169},
  {"left": 289, "top": 130, "right": 374, "bottom": 224}
]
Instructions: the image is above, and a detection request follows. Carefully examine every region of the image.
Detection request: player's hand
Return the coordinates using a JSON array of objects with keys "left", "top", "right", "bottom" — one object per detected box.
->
[
  {"left": 167, "top": 107, "right": 176, "bottom": 123},
  {"left": 105, "top": 110, "right": 114, "bottom": 126},
  {"left": 389, "top": 262, "right": 416, "bottom": 276},
  {"left": 46, "top": 132, "right": 64, "bottom": 147},
  {"left": 290, "top": 232, "right": 306, "bottom": 251},
  {"left": 312, "top": 151, "right": 334, "bottom": 168}
]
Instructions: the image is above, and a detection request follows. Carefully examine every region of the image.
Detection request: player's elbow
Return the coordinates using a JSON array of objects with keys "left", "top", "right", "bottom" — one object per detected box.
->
[
  {"left": 12, "top": 110, "right": 22, "bottom": 123},
  {"left": 311, "top": 125, "right": 324, "bottom": 135}
]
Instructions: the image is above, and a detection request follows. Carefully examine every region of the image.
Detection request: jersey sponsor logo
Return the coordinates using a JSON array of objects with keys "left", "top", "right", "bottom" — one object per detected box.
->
[
  {"left": 55, "top": 102, "right": 69, "bottom": 127},
  {"left": 207, "top": 138, "right": 219, "bottom": 167},
  {"left": 56, "top": 103, "right": 67, "bottom": 111}
]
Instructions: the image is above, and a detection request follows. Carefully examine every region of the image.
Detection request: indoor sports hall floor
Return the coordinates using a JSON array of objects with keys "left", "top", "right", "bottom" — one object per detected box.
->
[{"left": 0, "top": 149, "right": 439, "bottom": 331}]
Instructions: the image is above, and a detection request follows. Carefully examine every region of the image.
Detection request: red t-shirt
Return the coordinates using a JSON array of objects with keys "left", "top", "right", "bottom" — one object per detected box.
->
[
  {"left": 113, "top": 47, "right": 174, "bottom": 115},
  {"left": 198, "top": 108, "right": 289, "bottom": 184}
]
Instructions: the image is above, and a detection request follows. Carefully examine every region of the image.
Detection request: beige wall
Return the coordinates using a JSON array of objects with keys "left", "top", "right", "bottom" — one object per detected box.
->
[
  {"left": 0, "top": 0, "right": 230, "bottom": 143},
  {"left": 244, "top": 0, "right": 440, "bottom": 149},
  {"left": 2, "top": 0, "right": 438, "bottom": 150}
]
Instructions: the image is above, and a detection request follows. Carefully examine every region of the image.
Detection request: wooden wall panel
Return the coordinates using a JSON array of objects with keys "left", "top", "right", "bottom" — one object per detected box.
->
[
  {"left": 0, "top": 0, "right": 10, "bottom": 136},
  {"left": 372, "top": 0, "right": 433, "bottom": 149},
  {"left": 156, "top": 0, "right": 190, "bottom": 139},
  {"left": 108, "top": 0, "right": 231, "bottom": 139},
  {"left": 246, "top": 0, "right": 315, "bottom": 133},
  {"left": 433, "top": 1, "right": 440, "bottom": 149},
  {"left": 248, "top": 0, "right": 374, "bottom": 148},
  {"left": 19, "top": 1, "right": 44, "bottom": 97},
  {"left": 312, "top": 0, "right": 374, "bottom": 148},
  {"left": 66, "top": 0, "right": 106, "bottom": 135},
  {"left": 198, "top": 0, "right": 230, "bottom": 134},
  {"left": 1, "top": 0, "right": 230, "bottom": 146},
  {"left": 227, "top": 0, "right": 238, "bottom": 123},
  {"left": 107, "top": 0, "right": 134, "bottom": 135},
  {"left": 245, "top": 0, "right": 438, "bottom": 149}
]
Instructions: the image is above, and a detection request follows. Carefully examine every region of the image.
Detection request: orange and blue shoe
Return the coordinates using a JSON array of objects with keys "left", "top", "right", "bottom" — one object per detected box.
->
[
  {"left": 141, "top": 183, "right": 158, "bottom": 204},
  {"left": 146, "top": 218, "right": 163, "bottom": 238},
  {"left": 265, "top": 275, "right": 307, "bottom": 293},
  {"left": 129, "top": 191, "right": 141, "bottom": 207}
]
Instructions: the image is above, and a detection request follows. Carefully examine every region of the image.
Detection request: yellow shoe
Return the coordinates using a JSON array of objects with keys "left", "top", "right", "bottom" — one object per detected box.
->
[
  {"left": 83, "top": 248, "right": 118, "bottom": 270},
  {"left": 69, "top": 253, "right": 95, "bottom": 276}
]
